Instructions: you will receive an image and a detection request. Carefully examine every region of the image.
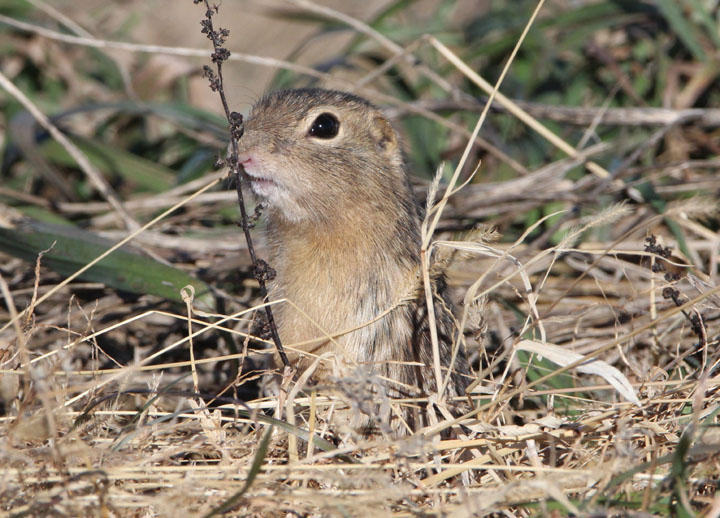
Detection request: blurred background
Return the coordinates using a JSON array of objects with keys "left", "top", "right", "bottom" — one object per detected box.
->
[{"left": 3, "top": 0, "right": 718, "bottom": 221}]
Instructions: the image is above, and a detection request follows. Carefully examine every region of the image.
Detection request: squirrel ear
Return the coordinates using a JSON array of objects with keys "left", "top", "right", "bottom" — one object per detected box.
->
[{"left": 371, "top": 115, "right": 398, "bottom": 154}]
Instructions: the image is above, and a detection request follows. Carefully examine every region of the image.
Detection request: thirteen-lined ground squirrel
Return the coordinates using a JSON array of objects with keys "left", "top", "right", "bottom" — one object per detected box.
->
[{"left": 237, "top": 88, "right": 470, "bottom": 434}]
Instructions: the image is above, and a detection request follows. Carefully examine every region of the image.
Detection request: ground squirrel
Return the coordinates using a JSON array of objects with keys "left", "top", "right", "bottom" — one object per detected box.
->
[{"left": 237, "top": 88, "right": 469, "bottom": 433}]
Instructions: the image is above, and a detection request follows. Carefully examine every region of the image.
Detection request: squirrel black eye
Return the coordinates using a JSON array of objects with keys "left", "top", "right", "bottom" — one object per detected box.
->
[{"left": 308, "top": 112, "right": 340, "bottom": 139}]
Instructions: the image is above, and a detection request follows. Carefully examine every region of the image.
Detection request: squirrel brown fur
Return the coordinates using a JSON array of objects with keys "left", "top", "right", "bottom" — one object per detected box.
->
[{"left": 237, "top": 88, "right": 469, "bottom": 433}]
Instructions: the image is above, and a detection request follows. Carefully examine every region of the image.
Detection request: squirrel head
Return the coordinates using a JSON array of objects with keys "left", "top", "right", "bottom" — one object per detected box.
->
[{"left": 237, "top": 88, "right": 408, "bottom": 224}]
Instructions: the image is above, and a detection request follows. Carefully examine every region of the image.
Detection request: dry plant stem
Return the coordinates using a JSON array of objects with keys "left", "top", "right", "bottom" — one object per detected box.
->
[
  {"left": 285, "top": 353, "right": 329, "bottom": 463},
  {"left": 21, "top": 305, "right": 269, "bottom": 375},
  {"left": 0, "top": 273, "right": 29, "bottom": 373},
  {"left": 543, "top": 212, "right": 668, "bottom": 317},
  {"left": 284, "top": 0, "right": 400, "bottom": 54},
  {"left": 427, "top": 281, "right": 720, "bottom": 447},
  {"left": 392, "top": 98, "right": 720, "bottom": 128},
  {"left": 354, "top": 37, "right": 529, "bottom": 175},
  {"left": 576, "top": 84, "right": 620, "bottom": 150},
  {"left": 182, "top": 286, "right": 200, "bottom": 393},
  {"left": 57, "top": 302, "right": 276, "bottom": 409},
  {"left": 427, "top": 36, "right": 617, "bottom": 184},
  {"left": 0, "top": 70, "right": 139, "bottom": 231},
  {"left": 0, "top": 14, "right": 326, "bottom": 80},
  {"left": 233, "top": 177, "right": 288, "bottom": 369},
  {"left": 23, "top": 288, "right": 413, "bottom": 375},
  {"left": 453, "top": 210, "right": 561, "bottom": 396},
  {"left": 25, "top": 0, "right": 92, "bottom": 37},
  {"left": 517, "top": 101, "right": 720, "bottom": 127},
  {"left": 284, "top": 0, "right": 457, "bottom": 95},
  {"left": 60, "top": 172, "right": 229, "bottom": 215},
  {"left": 425, "top": 0, "right": 546, "bottom": 397},
  {"left": 196, "top": 0, "right": 289, "bottom": 369}
]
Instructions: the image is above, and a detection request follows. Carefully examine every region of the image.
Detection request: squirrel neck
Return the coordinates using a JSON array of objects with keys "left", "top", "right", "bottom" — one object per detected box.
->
[
  {"left": 265, "top": 174, "right": 422, "bottom": 347},
  {"left": 268, "top": 190, "right": 420, "bottom": 279}
]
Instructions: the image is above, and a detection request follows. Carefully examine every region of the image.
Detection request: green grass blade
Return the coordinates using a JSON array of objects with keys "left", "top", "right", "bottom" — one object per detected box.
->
[
  {"left": 655, "top": 0, "right": 708, "bottom": 62},
  {"left": 0, "top": 219, "right": 215, "bottom": 310},
  {"left": 40, "top": 136, "right": 175, "bottom": 193},
  {"left": 202, "top": 425, "right": 274, "bottom": 517}
]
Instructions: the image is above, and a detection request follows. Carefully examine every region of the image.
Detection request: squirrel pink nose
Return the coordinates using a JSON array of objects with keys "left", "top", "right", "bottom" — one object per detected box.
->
[{"left": 237, "top": 154, "right": 254, "bottom": 167}]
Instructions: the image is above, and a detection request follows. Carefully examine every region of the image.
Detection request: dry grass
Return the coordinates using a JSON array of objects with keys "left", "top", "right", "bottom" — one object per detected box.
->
[{"left": 1, "top": 1, "right": 720, "bottom": 516}]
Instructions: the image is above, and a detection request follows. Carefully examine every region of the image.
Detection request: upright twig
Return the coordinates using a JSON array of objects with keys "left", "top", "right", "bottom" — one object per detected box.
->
[{"left": 194, "top": 0, "right": 289, "bottom": 368}]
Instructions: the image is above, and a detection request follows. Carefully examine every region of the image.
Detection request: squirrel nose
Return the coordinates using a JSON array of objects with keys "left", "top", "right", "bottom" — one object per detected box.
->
[{"left": 236, "top": 152, "right": 253, "bottom": 167}]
